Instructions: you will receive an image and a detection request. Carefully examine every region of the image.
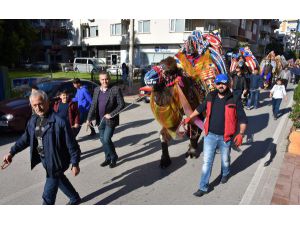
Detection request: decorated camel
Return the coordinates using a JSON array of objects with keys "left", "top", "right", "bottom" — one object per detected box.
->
[
  {"left": 230, "top": 46, "right": 259, "bottom": 75},
  {"left": 141, "top": 30, "right": 227, "bottom": 168}
]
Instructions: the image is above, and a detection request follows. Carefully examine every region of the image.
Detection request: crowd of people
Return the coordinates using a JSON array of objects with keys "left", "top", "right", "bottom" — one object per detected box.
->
[{"left": 1, "top": 55, "right": 299, "bottom": 204}]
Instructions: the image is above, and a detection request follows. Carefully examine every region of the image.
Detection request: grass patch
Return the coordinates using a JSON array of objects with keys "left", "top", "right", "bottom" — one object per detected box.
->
[{"left": 8, "top": 70, "right": 92, "bottom": 80}]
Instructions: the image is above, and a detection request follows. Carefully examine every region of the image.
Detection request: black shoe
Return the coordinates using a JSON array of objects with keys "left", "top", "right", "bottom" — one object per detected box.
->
[
  {"left": 67, "top": 197, "right": 81, "bottom": 205},
  {"left": 221, "top": 175, "right": 230, "bottom": 184},
  {"left": 193, "top": 189, "right": 207, "bottom": 197},
  {"left": 109, "top": 160, "right": 117, "bottom": 168},
  {"left": 100, "top": 160, "right": 110, "bottom": 167}
]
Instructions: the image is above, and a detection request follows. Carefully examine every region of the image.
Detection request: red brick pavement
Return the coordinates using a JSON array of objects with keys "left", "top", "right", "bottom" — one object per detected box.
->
[{"left": 271, "top": 153, "right": 300, "bottom": 204}]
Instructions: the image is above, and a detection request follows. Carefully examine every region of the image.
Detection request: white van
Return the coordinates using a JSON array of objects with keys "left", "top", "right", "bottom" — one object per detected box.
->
[{"left": 73, "top": 58, "right": 107, "bottom": 74}]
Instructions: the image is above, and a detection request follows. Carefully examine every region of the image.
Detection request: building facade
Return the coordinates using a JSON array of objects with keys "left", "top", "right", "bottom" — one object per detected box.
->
[{"left": 68, "top": 19, "right": 278, "bottom": 67}]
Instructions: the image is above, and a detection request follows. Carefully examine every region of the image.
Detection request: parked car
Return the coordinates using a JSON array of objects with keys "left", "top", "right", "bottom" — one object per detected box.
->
[
  {"left": 106, "top": 65, "right": 122, "bottom": 76},
  {"left": 30, "top": 62, "right": 50, "bottom": 71},
  {"left": 73, "top": 57, "right": 107, "bottom": 75},
  {"left": 0, "top": 79, "right": 98, "bottom": 132}
]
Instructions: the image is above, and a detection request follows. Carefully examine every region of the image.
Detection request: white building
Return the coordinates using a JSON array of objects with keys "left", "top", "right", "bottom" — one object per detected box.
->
[{"left": 69, "top": 19, "right": 214, "bottom": 67}]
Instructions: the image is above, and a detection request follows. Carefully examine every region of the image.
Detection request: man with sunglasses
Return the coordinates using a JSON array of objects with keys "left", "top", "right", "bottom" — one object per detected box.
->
[{"left": 184, "top": 74, "right": 248, "bottom": 197}]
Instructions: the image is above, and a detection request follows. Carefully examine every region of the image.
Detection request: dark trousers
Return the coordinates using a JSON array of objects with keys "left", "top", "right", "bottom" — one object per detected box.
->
[
  {"left": 74, "top": 110, "right": 95, "bottom": 137},
  {"left": 98, "top": 119, "right": 118, "bottom": 162},
  {"left": 233, "top": 90, "right": 243, "bottom": 99},
  {"left": 41, "top": 159, "right": 79, "bottom": 205},
  {"left": 272, "top": 98, "right": 282, "bottom": 118}
]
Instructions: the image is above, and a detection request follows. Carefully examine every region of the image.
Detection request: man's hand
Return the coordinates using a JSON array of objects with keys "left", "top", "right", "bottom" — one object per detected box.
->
[
  {"left": 183, "top": 117, "right": 191, "bottom": 125},
  {"left": 233, "top": 134, "right": 244, "bottom": 147},
  {"left": 71, "top": 166, "right": 80, "bottom": 176},
  {"left": 1, "top": 153, "right": 13, "bottom": 170},
  {"left": 104, "top": 114, "right": 112, "bottom": 119},
  {"left": 73, "top": 123, "right": 80, "bottom": 128}
]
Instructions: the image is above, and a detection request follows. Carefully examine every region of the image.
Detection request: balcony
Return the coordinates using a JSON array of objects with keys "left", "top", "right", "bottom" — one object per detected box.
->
[
  {"left": 260, "top": 25, "right": 272, "bottom": 34},
  {"left": 245, "top": 30, "right": 252, "bottom": 40},
  {"left": 59, "top": 39, "right": 70, "bottom": 46},
  {"left": 258, "top": 39, "right": 267, "bottom": 46},
  {"left": 218, "top": 19, "right": 240, "bottom": 27},
  {"left": 40, "top": 40, "right": 52, "bottom": 46},
  {"left": 222, "top": 37, "right": 238, "bottom": 49}
]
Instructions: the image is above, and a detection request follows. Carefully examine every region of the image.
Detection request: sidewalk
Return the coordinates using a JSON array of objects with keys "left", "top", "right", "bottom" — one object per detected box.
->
[{"left": 271, "top": 153, "right": 300, "bottom": 204}]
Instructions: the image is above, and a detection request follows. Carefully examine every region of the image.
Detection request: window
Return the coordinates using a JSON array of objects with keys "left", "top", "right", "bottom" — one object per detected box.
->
[
  {"left": 241, "top": 19, "right": 246, "bottom": 29},
  {"left": 111, "top": 24, "right": 122, "bottom": 36},
  {"left": 90, "top": 26, "right": 98, "bottom": 37},
  {"left": 82, "top": 27, "right": 90, "bottom": 38},
  {"left": 138, "top": 20, "right": 150, "bottom": 33},
  {"left": 253, "top": 23, "right": 257, "bottom": 35},
  {"left": 169, "top": 19, "right": 185, "bottom": 32},
  {"left": 185, "top": 19, "right": 193, "bottom": 31}
]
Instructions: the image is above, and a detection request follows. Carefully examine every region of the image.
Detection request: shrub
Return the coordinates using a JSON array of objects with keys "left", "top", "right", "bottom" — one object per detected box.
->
[{"left": 290, "top": 84, "right": 300, "bottom": 128}]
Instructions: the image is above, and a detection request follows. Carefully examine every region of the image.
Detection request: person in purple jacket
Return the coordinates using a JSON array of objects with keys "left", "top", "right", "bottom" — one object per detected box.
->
[{"left": 72, "top": 78, "right": 96, "bottom": 137}]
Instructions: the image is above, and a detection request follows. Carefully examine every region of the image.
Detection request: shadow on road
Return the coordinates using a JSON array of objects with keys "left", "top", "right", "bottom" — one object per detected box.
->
[
  {"left": 278, "top": 107, "right": 292, "bottom": 119},
  {"left": 122, "top": 102, "right": 140, "bottom": 112},
  {"left": 80, "top": 131, "right": 158, "bottom": 162},
  {"left": 0, "top": 132, "right": 22, "bottom": 147},
  {"left": 81, "top": 153, "right": 187, "bottom": 205},
  {"left": 209, "top": 138, "right": 276, "bottom": 191},
  {"left": 245, "top": 113, "right": 269, "bottom": 137},
  {"left": 115, "top": 118, "right": 154, "bottom": 134},
  {"left": 115, "top": 131, "right": 157, "bottom": 148},
  {"left": 76, "top": 118, "right": 155, "bottom": 143}
]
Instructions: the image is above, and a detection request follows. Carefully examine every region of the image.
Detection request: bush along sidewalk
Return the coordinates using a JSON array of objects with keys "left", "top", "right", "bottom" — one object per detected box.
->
[
  {"left": 289, "top": 84, "right": 300, "bottom": 129},
  {"left": 288, "top": 84, "right": 300, "bottom": 155}
]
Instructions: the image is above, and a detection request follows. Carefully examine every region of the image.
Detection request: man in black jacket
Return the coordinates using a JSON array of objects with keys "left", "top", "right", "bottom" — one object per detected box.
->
[
  {"left": 87, "top": 72, "right": 125, "bottom": 168},
  {"left": 2, "top": 90, "right": 81, "bottom": 205},
  {"left": 232, "top": 67, "right": 248, "bottom": 100}
]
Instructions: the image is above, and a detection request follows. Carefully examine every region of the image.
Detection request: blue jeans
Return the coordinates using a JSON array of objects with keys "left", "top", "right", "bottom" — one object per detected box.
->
[
  {"left": 272, "top": 98, "right": 282, "bottom": 118},
  {"left": 199, "top": 132, "right": 231, "bottom": 192},
  {"left": 41, "top": 158, "right": 79, "bottom": 205},
  {"left": 98, "top": 119, "right": 118, "bottom": 161},
  {"left": 247, "top": 89, "right": 260, "bottom": 108}
]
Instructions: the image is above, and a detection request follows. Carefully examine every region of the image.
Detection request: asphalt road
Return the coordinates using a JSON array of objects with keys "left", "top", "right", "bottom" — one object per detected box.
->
[{"left": 0, "top": 83, "right": 296, "bottom": 205}]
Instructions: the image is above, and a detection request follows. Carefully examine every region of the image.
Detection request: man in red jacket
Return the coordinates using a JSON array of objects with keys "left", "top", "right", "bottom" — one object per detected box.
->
[{"left": 185, "top": 74, "right": 248, "bottom": 197}]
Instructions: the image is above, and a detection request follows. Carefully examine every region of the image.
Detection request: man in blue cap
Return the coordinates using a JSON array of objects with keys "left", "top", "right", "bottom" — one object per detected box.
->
[{"left": 184, "top": 74, "right": 248, "bottom": 197}]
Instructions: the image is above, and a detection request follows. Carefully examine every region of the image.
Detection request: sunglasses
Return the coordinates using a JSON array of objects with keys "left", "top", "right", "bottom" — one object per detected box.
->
[{"left": 216, "top": 82, "right": 227, "bottom": 85}]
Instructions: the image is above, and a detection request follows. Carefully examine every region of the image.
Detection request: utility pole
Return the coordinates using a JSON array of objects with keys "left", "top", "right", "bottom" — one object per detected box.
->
[{"left": 128, "top": 19, "right": 134, "bottom": 93}]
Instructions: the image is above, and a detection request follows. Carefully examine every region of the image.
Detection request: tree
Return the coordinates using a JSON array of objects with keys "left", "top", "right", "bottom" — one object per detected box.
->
[
  {"left": 0, "top": 20, "right": 38, "bottom": 67},
  {"left": 265, "top": 41, "right": 284, "bottom": 55}
]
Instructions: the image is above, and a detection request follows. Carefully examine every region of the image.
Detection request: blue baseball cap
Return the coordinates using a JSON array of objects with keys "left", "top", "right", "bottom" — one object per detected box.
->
[{"left": 215, "top": 74, "right": 229, "bottom": 84}]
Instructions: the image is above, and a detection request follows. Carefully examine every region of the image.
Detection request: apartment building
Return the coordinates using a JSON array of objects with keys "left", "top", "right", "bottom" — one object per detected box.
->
[
  {"left": 30, "top": 19, "right": 74, "bottom": 64},
  {"left": 69, "top": 19, "right": 278, "bottom": 67},
  {"left": 276, "top": 20, "right": 300, "bottom": 51}
]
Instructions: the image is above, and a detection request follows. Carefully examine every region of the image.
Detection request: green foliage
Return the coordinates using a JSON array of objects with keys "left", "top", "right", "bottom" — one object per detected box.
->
[
  {"left": 0, "top": 20, "right": 38, "bottom": 67},
  {"left": 290, "top": 85, "right": 300, "bottom": 128}
]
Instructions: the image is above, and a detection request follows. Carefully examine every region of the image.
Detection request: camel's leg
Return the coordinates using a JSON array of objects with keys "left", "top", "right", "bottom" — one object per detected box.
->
[{"left": 159, "top": 129, "right": 172, "bottom": 168}]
